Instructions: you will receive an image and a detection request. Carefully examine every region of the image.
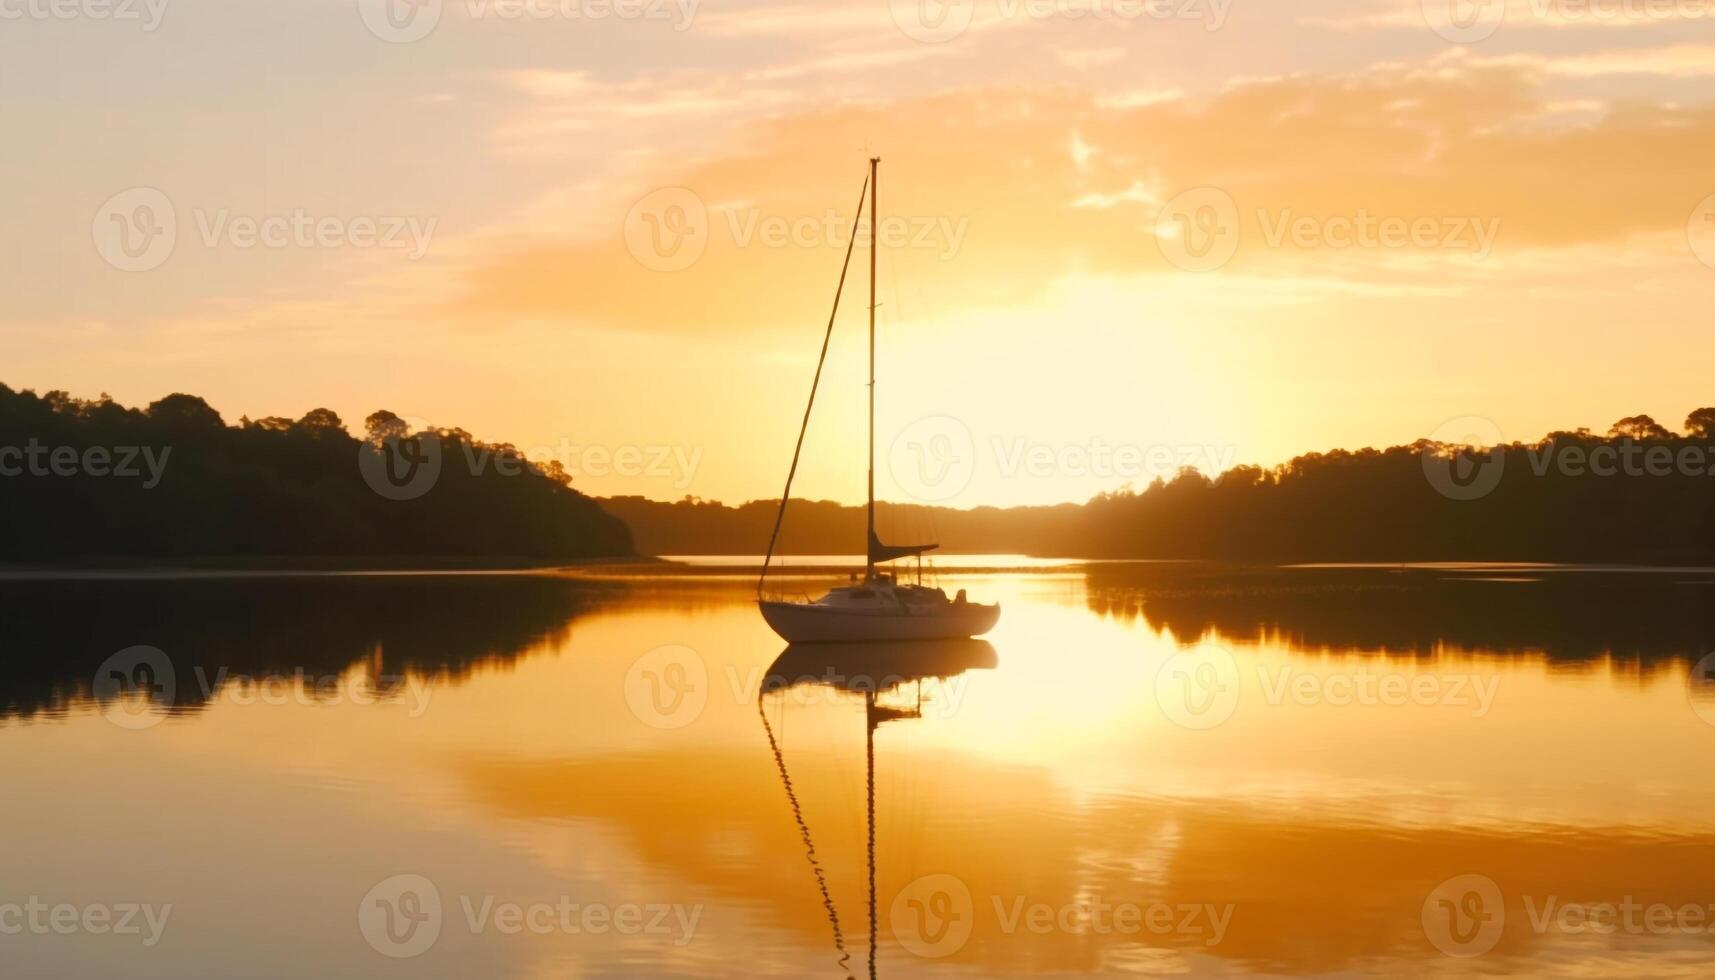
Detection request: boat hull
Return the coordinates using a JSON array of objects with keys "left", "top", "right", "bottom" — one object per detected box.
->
[
  {"left": 762, "top": 639, "right": 998, "bottom": 696},
  {"left": 758, "top": 599, "right": 1000, "bottom": 643}
]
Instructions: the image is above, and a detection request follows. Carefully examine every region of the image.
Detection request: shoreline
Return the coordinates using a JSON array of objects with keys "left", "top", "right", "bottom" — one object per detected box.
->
[
  {"left": 0, "top": 554, "right": 673, "bottom": 580},
  {"left": 6, "top": 555, "right": 1715, "bottom": 581}
]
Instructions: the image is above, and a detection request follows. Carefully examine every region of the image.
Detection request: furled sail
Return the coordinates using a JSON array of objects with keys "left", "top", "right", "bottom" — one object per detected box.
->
[{"left": 868, "top": 529, "right": 937, "bottom": 566}]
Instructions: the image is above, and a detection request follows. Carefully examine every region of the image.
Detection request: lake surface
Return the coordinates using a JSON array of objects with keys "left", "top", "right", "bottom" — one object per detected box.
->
[{"left": 4, "top": 563, "right": 1715, "bottom": 978}]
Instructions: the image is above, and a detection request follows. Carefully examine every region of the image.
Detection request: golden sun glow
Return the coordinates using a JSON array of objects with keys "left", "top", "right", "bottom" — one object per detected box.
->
[{"left": 6, "top": 1, "right": 1715, "bottom": 506}]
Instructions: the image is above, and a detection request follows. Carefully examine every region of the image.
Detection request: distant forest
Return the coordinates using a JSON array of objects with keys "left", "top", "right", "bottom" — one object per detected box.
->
[
  {"left": 600, "top": 495, "right": 1085, "bottom": 557},
  {"left": 7, "top": 382, "right": 1714, "bottom": 565},
  {"left": 0, "top": 384, "right": 631, "bottom": 562},
  {"left": 608, "top": 409, "right": 1715, "bottom": 564}
]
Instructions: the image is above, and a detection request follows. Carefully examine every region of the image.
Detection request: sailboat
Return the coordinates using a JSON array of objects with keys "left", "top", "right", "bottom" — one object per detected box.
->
[{"left": 757, "top": 158, "right": 1001, "bottom": 644}]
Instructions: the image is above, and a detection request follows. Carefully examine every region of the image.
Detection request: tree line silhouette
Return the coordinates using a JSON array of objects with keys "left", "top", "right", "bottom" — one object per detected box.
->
[
  {"left": 7, "top": 381, "right": 1711, "bottom": 565},
  {"left": 0, "top": 384, "right": 631, "bottom": 562},
  {"left": 608, "top": 409, "right": 1715, "bottom": 564},
  {"left": 600, "top": 495, "right": 1085, "bottom": 557}
]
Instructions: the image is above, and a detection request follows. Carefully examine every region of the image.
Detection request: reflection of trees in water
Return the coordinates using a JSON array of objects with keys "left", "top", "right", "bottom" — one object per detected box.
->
[
  {"left": 1086, "top": 563, "right": 1715, "bottom": 668},
  {"left": 0, "top": 575, "right": 621, "bottom": 720}
]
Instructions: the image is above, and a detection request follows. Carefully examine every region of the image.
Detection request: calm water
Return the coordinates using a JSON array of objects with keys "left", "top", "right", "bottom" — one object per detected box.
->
[{"left": 4, "top": 564, "right": 1715, "bottom": 978}]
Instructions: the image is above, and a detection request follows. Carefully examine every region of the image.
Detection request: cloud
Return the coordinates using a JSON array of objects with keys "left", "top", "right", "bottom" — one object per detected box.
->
[
  {"left": 1057, "top": 46, "right": 1129, "bottom": 69},
  {"left": 1458, "top": 42, "right": 1715, "bottom": 77},
  {"left": 437, "top": 58, "right": 1715, "bottom": 337},
  {"left": 1306, "top": 0, "right": 1715, "bottom": 33}
]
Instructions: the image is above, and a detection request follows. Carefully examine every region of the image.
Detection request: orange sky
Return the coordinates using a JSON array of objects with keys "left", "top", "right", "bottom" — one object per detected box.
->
[{"left": 4, "top": 0, "right": 1715, "bottom": 506}]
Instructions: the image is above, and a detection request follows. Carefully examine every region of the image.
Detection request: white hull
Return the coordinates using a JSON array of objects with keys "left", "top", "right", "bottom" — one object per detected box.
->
[{"left": 759, "top": 599, "right": 1000, "bottom": 643}]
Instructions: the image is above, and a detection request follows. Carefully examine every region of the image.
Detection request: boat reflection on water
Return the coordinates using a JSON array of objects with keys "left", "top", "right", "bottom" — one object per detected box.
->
[
  {"left": 761, "top": 639, "right": 999, "bottom": 703},
  {"left": 758, "top": 639, "right": 998, "bottom": 980}
]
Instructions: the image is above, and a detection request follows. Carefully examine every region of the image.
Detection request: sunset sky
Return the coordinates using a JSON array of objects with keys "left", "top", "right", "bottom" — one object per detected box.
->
[{"left": 4, "top": 0, "right": 1715, "bottom": 507}]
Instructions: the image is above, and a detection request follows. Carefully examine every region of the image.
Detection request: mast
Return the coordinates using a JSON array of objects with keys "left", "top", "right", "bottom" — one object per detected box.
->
[{"left": 866, "top": 156, "right": 879, "bottom": 581}]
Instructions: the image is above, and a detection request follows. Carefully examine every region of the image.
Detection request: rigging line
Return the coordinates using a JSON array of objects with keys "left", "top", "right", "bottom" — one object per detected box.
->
[
  {"left": 758, "top": 691, "right": 855, "bottom": 980},
  {"left": 758, "top": 169, "right": 871, "bottom": 599}
]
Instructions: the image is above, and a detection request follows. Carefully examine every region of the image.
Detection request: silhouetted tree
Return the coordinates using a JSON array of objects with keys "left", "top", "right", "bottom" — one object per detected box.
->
[
  {"left": 1685, "top": 407, "right": 1715, "bottom": 439},
  {"left": 1609, "top": 414, "right": 1673, "bottom": 440},
  {"left": 364, "top": 409, "right": 409, "bottom": 446},
  {"left": 0, "top": 384, "right": 631, "bottom": 563},
  {"left": 609, "top": 416, "right": 1715, "bottom": 564},
  {"left": 148, "top": 393, "right": 224, "bottom": 429},
  {"left": 294, "top": 408, "right": 345, "bottom": 434}
]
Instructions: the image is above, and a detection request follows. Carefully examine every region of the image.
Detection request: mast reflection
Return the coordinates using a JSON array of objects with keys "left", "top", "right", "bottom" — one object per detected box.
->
[{"left": 758, "top": 639, "right": 998, "bottom": 979}]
